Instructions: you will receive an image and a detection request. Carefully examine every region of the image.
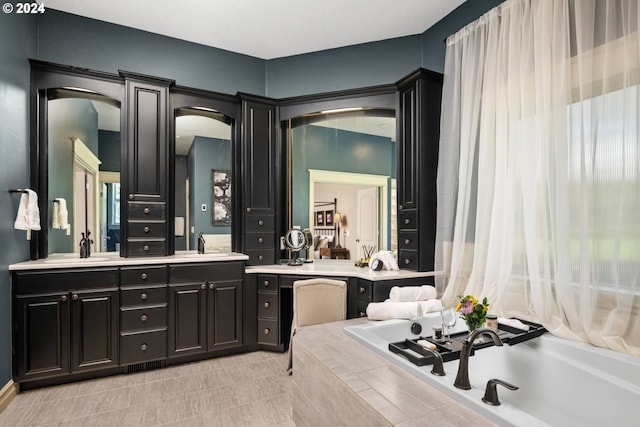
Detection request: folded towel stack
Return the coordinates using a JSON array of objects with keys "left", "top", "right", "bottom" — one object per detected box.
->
[
  {"left": 366, "top": 299, "right": 443, "bottom": 321},
  {"left": 389, "top": 285, "right": 437, "bottom": 302},
  {"left": 14, "top": 189, "right": 41, "bottom": 240},
  {"left": 52, "top": 198, "right": 71, "bottom": 236}
]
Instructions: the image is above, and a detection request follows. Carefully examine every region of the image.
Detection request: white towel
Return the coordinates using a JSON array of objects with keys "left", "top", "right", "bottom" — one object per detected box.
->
[
  {"left": 14, "top": 193, "right": 29, "bottom": 231},
  {"left": 14, "top": 189, "right": 40, "bottom": 240},
  {"left": 52, "top": 198, "right": 71, "bottom": 236},
  {"left": 498, "top": 317, "right": 530, "bottom": 331},
  {"left": 369, "top": 250, "right": 399, "bottom": 271},
  {"left": 389, "top": 285, "right": 437, "bottom": 302},
  {"left": 365, "top": 299, "right": 443, "bottom": 320}
]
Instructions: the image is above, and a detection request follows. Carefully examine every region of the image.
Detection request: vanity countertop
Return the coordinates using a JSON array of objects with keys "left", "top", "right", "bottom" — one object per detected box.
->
[
  {"left": 9, "top": 251, "right": 249, "bottom": 271},
  {"left": 246, "top": 259, "right": 442, "bottom": 281}
]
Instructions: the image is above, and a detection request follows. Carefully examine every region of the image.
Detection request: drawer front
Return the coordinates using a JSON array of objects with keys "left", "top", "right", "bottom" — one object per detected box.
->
[
  {"left": 121, "top": 306, "right": 167, "bottom": 331},
  {"left": 127, "top": 240, "right": 166, "bottom": 257},
  {"left": 127, "top": 221, "right": 166, "bottom": 238},
  {"left": 121, "top": 286, "right": 167, "bottom": 307},
  {"left": 14, "top": 268, "right": 119, "bottom": 294},
  {"left": 257, "top": 319, "right": 279, "bottom": 345},
  {"left": 128, "top": 201, "right": 166, "bottom": 220},
  {"left": 121, "top": 266, "right": 168, "bottom": 286},
  {"left": 120, "top": 329, "right": 167, "bottom": 365},
  {"left": 356, "top": 280, "right": 373, "bottom": 302},
  {"left": 169, "top": 262, "right": 244, "bottom": 283},
  {"left": 244, "top": 232, "right": 275, "bottom": 249},
  {"left": 245, "top": 215, "right": 275, "bottom": 233},
  {"left": 258, "top": 293, "right": 279, "bottom": 319},
  {"left": 398, "top": 210, "right": 417, "bottom": 230},
  {"left": 245, "top": 249, "right": 275, "bottom": 265},
  {"left": 398, "top": 250, "right": 418, "bottom": 271},
  {"left": 398, "top": 231, "right": 418, "bottom": 250},
  {"left": 258, "top": 274, "right": 278, "bottom": 292}
]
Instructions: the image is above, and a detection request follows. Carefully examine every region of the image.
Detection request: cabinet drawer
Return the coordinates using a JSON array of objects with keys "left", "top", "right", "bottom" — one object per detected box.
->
[
  {"left": 14, "top": 268, "right": 119, "bottom": 294},
  {"left": 120, "top": 329, "right": 167, "bottom": 365},
  {"left": 121, "top": 286, "right": 167, "bottom": 307},
  {"left": 169, "top": 262, "right": 244, "bottom": 283},
  {"left": 121, "top": 266, "right": 167, "bottom": 286},
  {"left": 258, "top": 274, "right": 278, "bottom": 292},
  {"left": 258, "top": 293, "right": 279, "bottom": 319},
  {"left": 127, "top": 222, "right": 166, "bottom": 238},
  {"left": 244, "top": 232, "right": 274, "bottom": 249},
  {"left": 398, "top": 250, "right": 418, "bottom": 271},
  {"left": 128, "top": 201, "right": 166, "bottom": 220},
  {"left": 245, "top": 249, "right": 275, "bottom": 265},
  {"left": 245, "top": 215, "right": 274, "bottom": 233},
  {"left": 257, "top": 319, "right": 278, "bottom": 345},
  {"left": 398, "top": 210, "right": 417, "bottom": 229},
  {"left": 127, "top": 240, "right": 166, "bottom": 257},
  {"left": 121, "top": 306, "right": 167, "bottom": 331},
  {"left": 398, "top": 231, "right": 418, "bottom": 250},
  {"left": 356, "top": 280, "right": 372, "bottom": 302}
]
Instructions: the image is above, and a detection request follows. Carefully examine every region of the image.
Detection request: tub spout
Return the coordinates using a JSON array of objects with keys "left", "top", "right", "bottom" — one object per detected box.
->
[{"left": 454, "top": 327, "right": 503, "bottom": 390}]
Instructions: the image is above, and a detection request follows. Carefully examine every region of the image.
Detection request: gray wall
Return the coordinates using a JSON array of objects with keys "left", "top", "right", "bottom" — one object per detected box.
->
[{"left": 0, "top": 0, "right": 501, "bottom": 388}]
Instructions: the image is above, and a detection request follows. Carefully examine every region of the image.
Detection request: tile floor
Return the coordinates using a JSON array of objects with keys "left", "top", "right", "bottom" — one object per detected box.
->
[{"left": 0, "top": 351, "right": 294, "bottom": 427}]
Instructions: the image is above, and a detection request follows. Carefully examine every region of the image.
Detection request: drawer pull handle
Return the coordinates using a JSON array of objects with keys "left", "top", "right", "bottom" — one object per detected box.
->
[
  {"left": 258, "top": 237, "right": 264, "bottom": 243},
  {"left": 263, "top": 280, "right": 270, "bottom": 287},
  {"left": 144, "top": 207, "right": 150, "bottom": 214},
  {"left": 143, "top": 245, "right": 150, "bottom": 252},
  {"left": 140, "top": 293, "right": 148, "bottom": 300},
  {"left": 360, "top": 311, "right": 367, "bottom": 318},
  {"left": 201, "top": 284, "right": 206, "bottom": 290},
  {"left": 140, "top": 343, "right": 148, "bottom": 351},
  {"left": 141, "top": 273, "right": 148, "bottom": 280},
  {"left": 61, "top": 295, "right": 68, "bottom": 302},
  {"left": 143, "top": 226, "right": 150, "bottom": 233},
  {"left": 263, "top": 328, "right": 270, "bottom": 335},
  {"left": 404, "top": 239, "right": 411, "bottom": 245},
  {"left": 72, "top": 294, "right": 79, "bottom": 301},
  {"left": 246, "top": 207, "right": 252, "bottom": 213},
  {"left": 404, "top": 218, "right": 411, "bottom": 225},
  {"left": 258, "top": 255, "right": 264, "bottom": 261},
  {"left": 140, "top": 314, "right": 148, "bottom": 322},
  {"left": 129, "top": 193, "right": 134, "bottom": 200},
  {"left": 359, "top": 286, "right": 365, "bottom": 293},
  {"left": 258, "top": 220, "right": 264, "bottom": 226},
  {"left": 405, "top": 259, "right": 411, "bottom": 265},
  {"left": 209, "top": 283, "right": 214, "bottom": 289},
  {"left": 264, "top": 302, "right": 270, "bottom": 308}
]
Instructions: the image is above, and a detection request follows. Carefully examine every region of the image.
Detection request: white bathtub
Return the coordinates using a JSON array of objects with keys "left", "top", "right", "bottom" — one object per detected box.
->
[{"left": 344, "top": 313, "right": 639, "bottom": 427}]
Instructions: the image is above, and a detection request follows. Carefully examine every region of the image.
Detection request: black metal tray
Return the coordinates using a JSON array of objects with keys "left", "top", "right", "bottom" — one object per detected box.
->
[{"left": 388, "top": 318, "right": 546, "bottom": 367}]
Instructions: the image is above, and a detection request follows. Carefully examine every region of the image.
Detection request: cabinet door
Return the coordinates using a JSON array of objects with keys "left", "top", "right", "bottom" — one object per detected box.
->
[
  {"left": 15, "top": 292, "right": 70, "bottom": 381},
  {"left": 208, "top": 280, "right": 243, "bottom": 351},
  {"left": 71, "top": 289, "right": 119, "bottom": 373},
  {"left": 168, "top": 282, "right": 207, "bottom": 357}
]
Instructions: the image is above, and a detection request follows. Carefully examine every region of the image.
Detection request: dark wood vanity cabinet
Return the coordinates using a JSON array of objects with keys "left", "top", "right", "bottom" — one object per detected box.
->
[
  {"left": 13, "top": 268, "right": 120, "bottom": 385},
  {"left": 240, "top": 95, "right": 280, "bottom": 265},
  {"left": 168, "top": 262, "right": 244, "bottom": 358},
  {"left": 122, "top": 72, "right": 174, "bottom": 258},
  {"left": 396, "top": 69, "right": 443, "bottom": 271}
]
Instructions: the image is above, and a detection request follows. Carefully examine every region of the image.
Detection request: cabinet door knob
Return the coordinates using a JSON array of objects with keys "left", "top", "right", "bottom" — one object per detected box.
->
[
  {"left": 129, "top": 193, "right": 134, "bottom": 200},
  {"left": 404, "top": 258, "right": 411, "bottom": 265},
  {"left": 263, "top": 280, "right": 270, "bottom": 287},
  {"left": 359, "top": 311, "right": 367, "bottom": 318},
  {"left": 140, "top": 314, "right": 148, "bottom": 322},
  {"left": 140, "top": 293, "right": 148, "bottom": 300},
  {"left": 246, "top": 207, "right": 252, "bottom": 213},
  {"left": 144, "top": 207, "right": 150, "bottom": 214},
  {"left": 209, "top": 283, "right": 214, "bottom": 289},
  {"left": 258, "top": 220, "right": 264, "bottom": 226},
  {"left": 143, "top": 226, "right": 150, "bottom": 233},
  {"left": 258, "top": 237, "right": 264, "bottom": 243},
  {"left": 143, "top": 245, "right": 150, "bottom": 252},
  {"left": 201, "top": 283, "right": 206, "bottom": 290},
  {"left": 359, "top": 286, "right": 365, "bottom": 293},
  {"left": 404, "top": 239, "right": 411, "bottom": 245},
  {"left": 258, "top": 255, "right": 264, "bottom": 261},
  {"left": 141, "top": 273, "right": 148, "bottom": 280},
  {"left": 140, "top": 343, "right": 148, "bottom": 351},
  {"left": 263, "top": 328, "right": 270, "bottom": 335},
  {"left": 404, "top": 218, "right": 411, "bottom": 225},
  {"left": 263, "top": 301, "right": 270, "bottom": 308},
  {"left": 61, "top": 295, "right": 68, "bottom": 302},
  {"left": 71, "top": 294, "right": 79, "bottom": 301}
]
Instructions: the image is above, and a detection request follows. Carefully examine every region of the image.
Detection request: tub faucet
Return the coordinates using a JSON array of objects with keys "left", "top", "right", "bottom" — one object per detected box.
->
[{"left": 454, "top": 327, "right": 503, "bottom": 390}]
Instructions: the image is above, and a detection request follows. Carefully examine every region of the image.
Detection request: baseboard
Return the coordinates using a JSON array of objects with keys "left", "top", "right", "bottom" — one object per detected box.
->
[{"left": 0, "top": 380, "right": 19, "bottom": 414}]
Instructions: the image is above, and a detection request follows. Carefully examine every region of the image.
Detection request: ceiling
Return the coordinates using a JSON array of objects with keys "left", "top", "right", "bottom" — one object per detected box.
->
[{"left": 45, "top": 0, "right": 465, "bottom": 60}]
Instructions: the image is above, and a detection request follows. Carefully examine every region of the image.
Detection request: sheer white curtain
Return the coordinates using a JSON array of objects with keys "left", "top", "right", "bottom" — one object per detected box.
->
[{"left": 437, "top": 0, "right": 640, "bottom": 356}]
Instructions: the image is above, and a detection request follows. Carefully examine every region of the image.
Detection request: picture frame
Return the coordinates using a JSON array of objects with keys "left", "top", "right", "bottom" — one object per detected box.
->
[
  {"left": 212, "top": 170, "right": 232, "bottom": 225},
  {"left": 325, "top": 210, "right": 334, "bottom": 226},
  {"left": 315, "top": 211, "right": 325, "bottom": 226}
]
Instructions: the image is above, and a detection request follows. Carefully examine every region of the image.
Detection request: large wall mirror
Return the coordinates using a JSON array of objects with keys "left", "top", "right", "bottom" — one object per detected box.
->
[{"left": 280, "top": 88, "right": 397, "bottom": 262}]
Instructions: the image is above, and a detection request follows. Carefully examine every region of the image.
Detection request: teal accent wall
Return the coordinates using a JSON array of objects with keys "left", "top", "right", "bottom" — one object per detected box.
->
[
  {"left": 0, "top": 10, "right": 37, "bottom": 387},
  {"left": 98, "top": 130, "right": 121, "bottom": 172},
  {"left": 292, "top": 125, "right": 395, "bottom": 228}
]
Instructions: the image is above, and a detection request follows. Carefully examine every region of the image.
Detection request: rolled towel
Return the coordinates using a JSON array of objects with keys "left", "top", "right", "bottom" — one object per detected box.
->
[
  {"left": 422, "top": 298, "right": 443, "bottom": 314},
  {"left": 498, "top": 317, "right": 530, "bottom": 331},
  {"left": 366, "top": 301, "right": 424, "bottom": 320},
  {"left": 389, "top": 285, "right": 437, "bottom": 302}
]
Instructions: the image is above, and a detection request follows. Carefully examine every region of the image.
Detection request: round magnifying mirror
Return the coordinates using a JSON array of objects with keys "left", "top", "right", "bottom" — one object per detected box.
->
[{"left": 284, "top": 228, "right": 306, "bottom": 251}]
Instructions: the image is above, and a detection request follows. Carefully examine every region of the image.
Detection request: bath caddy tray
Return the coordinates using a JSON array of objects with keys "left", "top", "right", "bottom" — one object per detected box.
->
[{"left": 389, "top": 318, "right": 546, "bottom": 367}]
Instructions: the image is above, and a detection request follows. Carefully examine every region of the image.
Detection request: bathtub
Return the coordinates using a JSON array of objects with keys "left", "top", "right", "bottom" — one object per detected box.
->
[{"left": 344, "top": 313, "right": 639, "bottom": 427}]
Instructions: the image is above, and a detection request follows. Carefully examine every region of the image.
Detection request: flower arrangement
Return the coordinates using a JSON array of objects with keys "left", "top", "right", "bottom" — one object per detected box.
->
[{"left": 455, "top": 294, "right": 489, "bottom": 332}]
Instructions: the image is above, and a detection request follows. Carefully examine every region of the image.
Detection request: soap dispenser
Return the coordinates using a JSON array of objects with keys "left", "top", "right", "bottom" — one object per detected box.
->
[
  {"left": 79, "top": 232, "right": 87, "bottom": 258},
  {"left": 197, "top": 232, "right": 205, "bottom": 254}
]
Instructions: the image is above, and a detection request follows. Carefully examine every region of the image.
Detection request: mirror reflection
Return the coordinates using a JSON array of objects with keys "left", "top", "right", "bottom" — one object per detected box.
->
[
  {"left": 47, "top": 95, "right": 121, "bottom": 255},
  {"left": 288, "top": 109, "right": 397, "bottom": 261},
  {"left": 175, "top": 111, "right": 232, "bottom": 252}
]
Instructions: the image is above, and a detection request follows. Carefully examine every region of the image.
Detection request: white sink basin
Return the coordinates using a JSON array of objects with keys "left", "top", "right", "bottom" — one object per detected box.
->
[{"left": 44, "top": 257, "right": 111, "bottom": 263}]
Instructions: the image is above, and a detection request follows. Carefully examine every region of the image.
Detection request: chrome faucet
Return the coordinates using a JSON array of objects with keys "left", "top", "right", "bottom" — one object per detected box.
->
[{"left": 454, "top": 327, "right": 503, "bottom": 390}]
